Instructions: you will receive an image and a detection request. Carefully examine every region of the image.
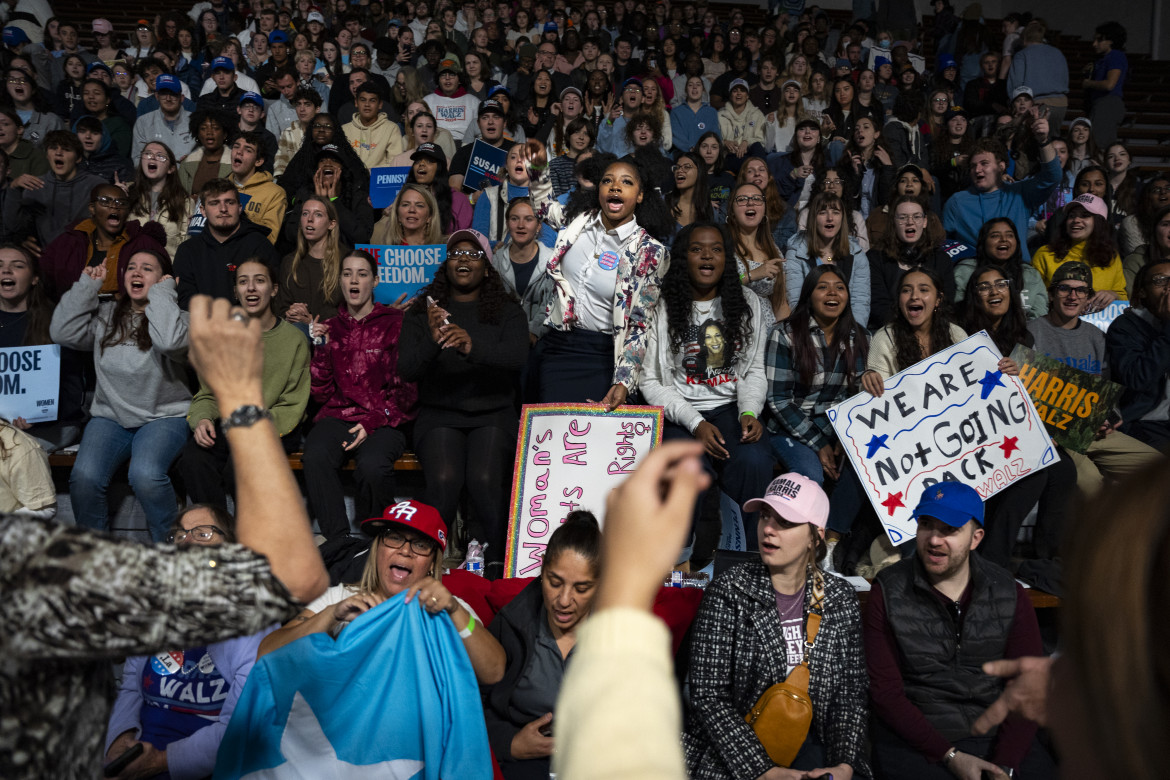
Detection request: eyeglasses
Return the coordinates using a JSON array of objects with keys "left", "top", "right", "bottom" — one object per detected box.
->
[
  {"left": 894, "top": 213, "right": 926, "bottom": 224},
  {"left": 975, "top": 278, "right": 1012, "bottom": 295},
  {"left": 1053, "top": 283, "right": 1092, "bottom": 297},
  {"left": 1149, "top": 186, "right": 1170, "bottom": 196},
  {"left": 932, "top": 96, "right": 949, "bottom": 104},
  {"left": 94, "top": 196, "right": 130, "bottom": 208},
  {"left": 141, "top": 151, "right": 170, "bottom": 162},
  {"left": 449, "top": 249, "right": 486, "bottom": 261},
  {"left": 5, "top": 77, "right": 29, "bottom": 86},
  {"left": 380, "top": 530, "right": 436, "bottom": 555},
  {"left": 1150, "top": 274, "right": 1170, "bottom": 290},
  {"left": 734, "top": 195, "right": 765, "bottom": 205},
  {"left": 167, "top": 525, "right": 226, "bottom": 544},
  {"left": 823, "top": 178, "right": 843, "bottom": 188},
  {"left": 310, "top": 123, "right": 335, "bottom": 131},
  {"left": 671, "top": 163, "right": 696, "bottom": 173}
]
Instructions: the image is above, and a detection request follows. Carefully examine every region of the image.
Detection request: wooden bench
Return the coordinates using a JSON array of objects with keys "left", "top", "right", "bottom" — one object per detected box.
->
[{"left": 49, "top": 451, "right": 424, "bottom": 471}]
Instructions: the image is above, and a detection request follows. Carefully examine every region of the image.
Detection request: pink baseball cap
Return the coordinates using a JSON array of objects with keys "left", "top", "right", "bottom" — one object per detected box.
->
[
  {"left": 744, "top": 473, "right": 830, "bottom": 529},
  {"left": 1066, "top": 193, "right": 1108, "bottom": 219},
  {"left": 93, "top": 19, "right": 113, "bottom": 34}
]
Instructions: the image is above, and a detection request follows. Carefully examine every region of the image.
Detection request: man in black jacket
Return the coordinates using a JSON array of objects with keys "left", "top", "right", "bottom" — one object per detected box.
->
[
  {"left": 172, "top": 178, "right": 281, "bottom": 308},
  {"left": 863, "top": 481, "right": 1054, "bottom": 780},
  {"left": 1106, "top": 260, "right": 1170, "bottom": 449}
]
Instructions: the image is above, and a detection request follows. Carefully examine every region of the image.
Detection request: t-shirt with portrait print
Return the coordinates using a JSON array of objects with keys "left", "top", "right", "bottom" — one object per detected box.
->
[{"left": 669, "top": 299, "right": 743, "bottom": 412}]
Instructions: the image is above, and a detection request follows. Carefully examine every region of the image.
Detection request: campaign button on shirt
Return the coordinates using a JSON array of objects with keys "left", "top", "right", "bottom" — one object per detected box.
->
[
  {"left": 597, "top": 250, "right": 620, "bottom": 271},
  {"left": 151, "top": 651, "right": 184, "bottom": 676}
]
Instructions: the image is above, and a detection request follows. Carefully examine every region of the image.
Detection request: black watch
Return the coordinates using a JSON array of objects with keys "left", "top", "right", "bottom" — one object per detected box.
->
[{"left": 220, "top": 404, "right": 274, "bottom": 432}]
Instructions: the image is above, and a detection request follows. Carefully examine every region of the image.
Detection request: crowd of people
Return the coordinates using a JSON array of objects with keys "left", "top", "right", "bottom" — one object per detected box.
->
[{"left": 1, "top": 0, "right": 1168, "bottom": 777}]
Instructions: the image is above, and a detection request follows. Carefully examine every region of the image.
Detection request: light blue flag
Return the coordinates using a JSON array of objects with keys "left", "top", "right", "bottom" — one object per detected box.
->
[{"left": 213, "top": 591, "right": 492, "bottom": 779}]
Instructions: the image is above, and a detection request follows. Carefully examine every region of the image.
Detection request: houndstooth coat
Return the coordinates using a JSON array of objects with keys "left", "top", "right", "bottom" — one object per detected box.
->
[{"left": 683, "top": 560, "right": 871, "bottom": 779}]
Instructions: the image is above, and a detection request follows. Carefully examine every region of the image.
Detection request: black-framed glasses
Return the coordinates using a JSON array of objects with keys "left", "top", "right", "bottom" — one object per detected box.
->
[
  {"left": 975, "top": 278, "right": 1012, "bottom": 296},
  {"left": 1149, "top": 274, "right": 1170, "bottom": 290},
  {"left": 734, "top": 195, "right": 764, "bottom": 206},
  {"left": 380, "top": 530, "right": 435, "bottom": 555},
  {"left": 1053, "top": 283, "right": 1092, "bottom": 298},
  {"left": 167, "top": 525, "right": 226, "bottom": 544}
]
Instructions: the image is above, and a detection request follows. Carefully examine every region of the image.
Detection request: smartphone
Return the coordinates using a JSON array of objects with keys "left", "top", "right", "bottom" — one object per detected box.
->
[
  {"left": 104, "top": 744, "right": 144, "bottom": 777},
  {"left": 539, "top": 718, "right": 554, "bottom": 737},
  {"left": 344, "top": 429, "right": 361, "bottom": 448}
]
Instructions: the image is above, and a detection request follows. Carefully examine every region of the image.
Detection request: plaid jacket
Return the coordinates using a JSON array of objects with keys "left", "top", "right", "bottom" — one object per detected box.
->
[
  {"left": 683, "top": 561, "right": 871, "bottom": 779},
  {"left": 765, "top": 318, "right": 867, "bottom": 452},
  {"left": 529, "top": 172, "right": 669, "bottom": 391}
]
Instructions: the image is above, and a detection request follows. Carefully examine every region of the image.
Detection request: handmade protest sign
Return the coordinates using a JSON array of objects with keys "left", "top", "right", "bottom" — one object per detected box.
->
[
  {"left": 0, "top": 345, "right": 60, "bottom": 423},
  {"left": 1009, "top": 345, "right": 1123, "bottom": 453},
  {"left": 829, "top": 332, "right": 1057, "bottom": 545},
  {"left": 462, "top": 139, "right": 508, "bottom": 193},
  {"left": 357, "top": 244, "right": 446, "bottom": 305},
  {"left": 1079, "top": 300, "right": 1128, "bottom": 332},
  {"left": 369, "top": 166, "right": 411, "bottom": 209},
  {"left": 505, "top": 404, "right": 663, "bottom": 577}
]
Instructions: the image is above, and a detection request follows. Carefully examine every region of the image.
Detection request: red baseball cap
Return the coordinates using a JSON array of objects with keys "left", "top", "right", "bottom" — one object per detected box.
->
[{"left": 361, "top": 499, "right": 448, "bottom": 551}]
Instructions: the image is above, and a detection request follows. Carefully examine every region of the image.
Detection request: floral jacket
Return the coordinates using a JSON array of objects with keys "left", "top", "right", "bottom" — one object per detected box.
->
[{"left": 529, "top": 171, "right": 669, "bottom": 390}]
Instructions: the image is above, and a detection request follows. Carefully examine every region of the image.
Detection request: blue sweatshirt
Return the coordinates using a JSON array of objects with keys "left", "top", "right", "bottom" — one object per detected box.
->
[
  {"left": 669, "top": 102, "right": 721, "bottom": 153},
  {"left": 942, "top": 155, "right": 1061, "bottom": 264}
]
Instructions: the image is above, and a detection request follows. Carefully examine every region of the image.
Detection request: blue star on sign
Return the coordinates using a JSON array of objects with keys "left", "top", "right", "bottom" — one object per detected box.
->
[
  {"left": 978, "top": 369, "right": 1005, "bottom": 400},
  {"left": 865, "top": 433, "right": 889, "bottom": 459}
]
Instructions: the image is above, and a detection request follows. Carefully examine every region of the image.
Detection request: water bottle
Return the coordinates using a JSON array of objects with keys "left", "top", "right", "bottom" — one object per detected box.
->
[{"left": 464, "top": 539, "right": 486, "bottom": 576}]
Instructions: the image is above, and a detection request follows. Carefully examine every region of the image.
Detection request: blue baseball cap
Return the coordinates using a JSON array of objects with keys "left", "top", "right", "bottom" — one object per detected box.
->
[
  {"left": 86, "top": 61, "right": 113, "bottom": 77},
  {"left": 621, "top": 77, "right": 643, "bottom": 91},
  {"left": 487, "top": 84, "right": 510, "bottom": 99},
  {"left": 874, "top": 55, "right": 892, "bottom": 68},
  {"left": 911, "top": 481, "right": 984, "bottom": 528},
  {"left": 155, "top": 74, "right": 182, "bottom": 94},
  {"left": 543, "top": 21, "right": 558, "bottom": 32},
  {"left": 937, "top": 52, "right": 957, "bottom": 72},
  {"left": 3, "top": 26, "right": 30, "bottom": 46},
  {"left": 211, "top": 56, "right": 235, "bottom": 72},
  {"left": 268, "top": 29, "right": 289, "bottom": 44},
  {"left": 239, "top": 91, "right": 265, "bottom": 106}
]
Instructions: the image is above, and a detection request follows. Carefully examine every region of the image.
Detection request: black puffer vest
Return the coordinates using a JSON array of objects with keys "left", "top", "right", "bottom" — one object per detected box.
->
[{"left": 876, "top": 554, "right": 1018, "bottom": 740}]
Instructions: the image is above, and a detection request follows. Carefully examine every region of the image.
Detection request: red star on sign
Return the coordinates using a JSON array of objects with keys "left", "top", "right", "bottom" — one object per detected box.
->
[
  {"left": 999, "top": 435, "right": 1020, "bottom": 458},
  {"left": 881, "top": 491, "right": 905, "bottom": 516}
]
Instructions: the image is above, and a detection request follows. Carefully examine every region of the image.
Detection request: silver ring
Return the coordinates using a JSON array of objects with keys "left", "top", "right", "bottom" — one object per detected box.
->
[
  {"left": 429, "top": 596, "right": 438, "bottom": 604},
  {"left": 230, "top": 311, "right": 248, "bottom": 324}
]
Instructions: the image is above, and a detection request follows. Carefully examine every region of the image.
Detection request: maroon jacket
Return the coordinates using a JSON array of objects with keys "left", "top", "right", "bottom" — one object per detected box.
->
[
  {"left": 310, "top": 303, "right": 418, "bottom": 432},
  {"left": 39, "top": 218, "right": 170, "bottom": 301}
]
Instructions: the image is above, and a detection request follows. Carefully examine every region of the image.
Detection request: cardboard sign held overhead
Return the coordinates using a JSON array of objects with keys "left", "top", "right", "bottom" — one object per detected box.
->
[
  {"left": 505, "top": 404, "right": 663, "bottom": 578},
  {"left": 829, "top": 332, "right": 1057, "bottom": 545}
]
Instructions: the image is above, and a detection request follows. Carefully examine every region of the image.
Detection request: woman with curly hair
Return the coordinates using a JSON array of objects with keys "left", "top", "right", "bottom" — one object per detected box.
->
[
  {"left": 398, "top": 229, "right": 529, "bottom": 575},
  {"left": 623, "top": 110, "right": 673, "bottom": 192},
  {"left": 1033, "top": 193, "right": 1127, "bottom": 312},
  {"left": 640, "top": 221, "right": 772, "bottom": 556},
  {"left": 522, "top": 140, "right": 673, "bottom": 408}
]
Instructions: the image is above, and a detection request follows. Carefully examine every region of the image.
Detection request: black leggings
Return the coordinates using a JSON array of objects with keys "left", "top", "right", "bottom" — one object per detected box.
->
[{"left": 414, "top": 424, "right": 516, "bottom": 564}]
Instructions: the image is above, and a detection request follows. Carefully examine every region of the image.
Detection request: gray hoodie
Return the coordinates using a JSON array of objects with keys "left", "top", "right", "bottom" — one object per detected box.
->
[
  {"left": 1, "top": 169, "right": 108, "bottom": 246},
  {"left": 49, "top": 275, "right": 191, "bottom": 428}
]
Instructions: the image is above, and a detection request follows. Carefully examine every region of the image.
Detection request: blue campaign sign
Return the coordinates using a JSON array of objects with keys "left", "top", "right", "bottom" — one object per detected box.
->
[
  {"left": 462, "top": 139, "right": 509, "bottom": 192},
  {"left": 357, "top": 244, "right": 447, "bottom": 305},
  {"left": 0, "top": 345, "right": 60, "bottom": 423},
  {"left": 369, "top": 166, "right": 412, "bottom": 209}
]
